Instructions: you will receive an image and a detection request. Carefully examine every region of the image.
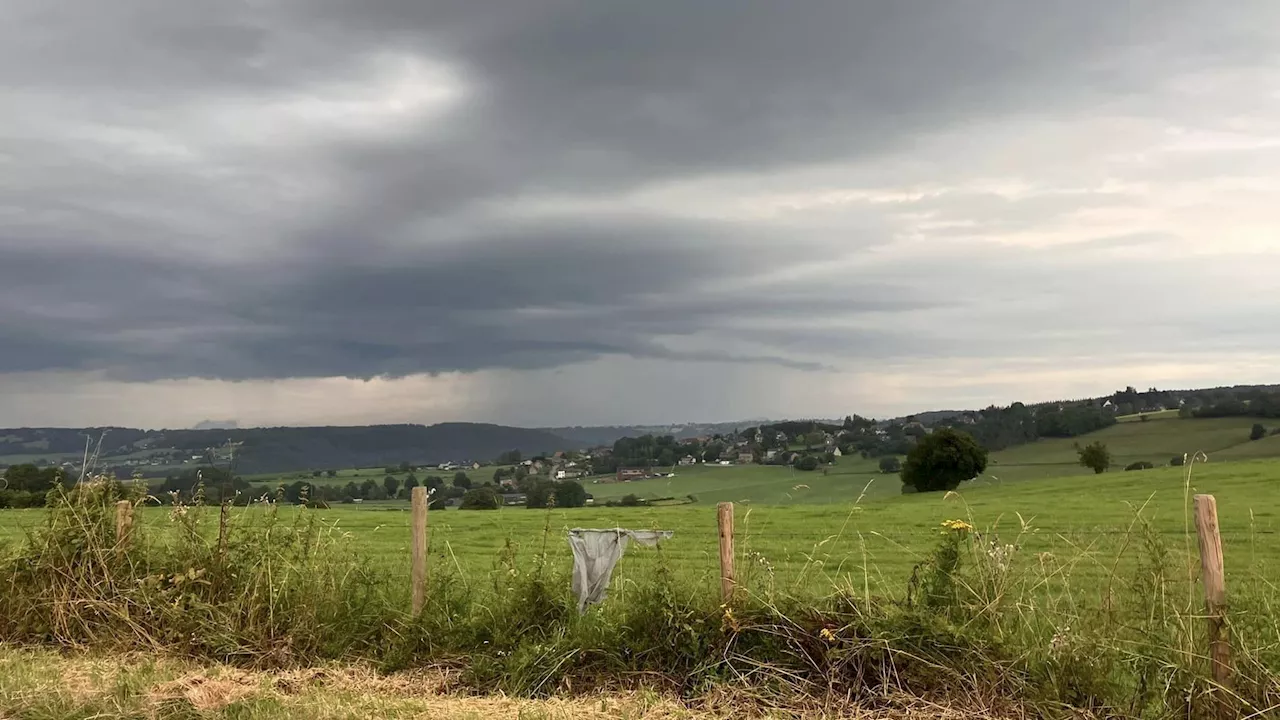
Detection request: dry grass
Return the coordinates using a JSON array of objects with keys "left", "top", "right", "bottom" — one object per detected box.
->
[{"left": 0, "top": 646, "right": 1031, "bottom": 720}]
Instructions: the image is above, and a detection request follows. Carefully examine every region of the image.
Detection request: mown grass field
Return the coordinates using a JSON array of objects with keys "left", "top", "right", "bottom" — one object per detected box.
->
[
  {"left": 239, "top": 464, "right": 516, "bottom": 487},
  {"left": 0, "top": 452, "right": 81, "bottom": 466},
  {"left": 5, "top": 455, "right": 1276, "bottom": 603},
  {"left": 1116, "top": 409, "right": 1182, "bottom": 423},
  {"left": 271, "top": 458, "right": 1280, "bottom": 600}
]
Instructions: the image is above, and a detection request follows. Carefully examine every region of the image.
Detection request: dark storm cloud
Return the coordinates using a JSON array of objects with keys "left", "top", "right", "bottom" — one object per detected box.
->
[
  {"left": 285, "top": 0, "right": 1189, "bottom": 229},
  {"left": 2, "top": 0, "right": 1275, "bottom": 385},
  {"left": 0, "top": 214, "right": 918, "bottom": 378}
]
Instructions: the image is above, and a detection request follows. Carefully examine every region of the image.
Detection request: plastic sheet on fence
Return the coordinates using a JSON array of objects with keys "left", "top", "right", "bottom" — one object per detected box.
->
[{"left": 567, "top": 528, "right": 673, "bottom": 613}]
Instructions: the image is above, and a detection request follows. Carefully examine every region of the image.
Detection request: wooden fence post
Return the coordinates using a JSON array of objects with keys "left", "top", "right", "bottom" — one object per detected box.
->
[
  {"left": 717, "top": 502, "right": 735, "bottom": 603},
  {"left": 115, "top": 500, "right": 134, "bottom": 550},
  {"left": 1193, "top": 494, "right": 1232, "bottom": 715},
  {"left": 411, "top": 486, "right": 429, "bottom": 616}
]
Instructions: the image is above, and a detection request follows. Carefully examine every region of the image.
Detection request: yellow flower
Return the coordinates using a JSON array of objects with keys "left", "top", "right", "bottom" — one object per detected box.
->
[
  {"left": 940, "top": 519, "right": 973, "bottom": 533},
  {"left": 721, "top": 605, "right": 740, "bottom": 633},
  {"left": 819, "top": 628, "right": 837, "bottom": 642}
]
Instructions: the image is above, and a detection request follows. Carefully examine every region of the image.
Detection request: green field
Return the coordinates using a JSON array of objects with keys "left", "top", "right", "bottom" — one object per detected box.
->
[
  {"left": 581, "top": 416, "right": 1278, "bottom": 504},
  {"left": 288, "top": 458, "right": 1280, "bottom": 594},
  {"left": 5, "top": 456, "right": 1276, "bottom": 603},
  {"left": 4, "top": 416, "right": 1278, "bottom": 599},
  {"left": 199, "top": 417, "right": 1280, "bottom": 512},
  {"left": 1116, "top": 409, "right": 1182, "bottom": 423},
  {"left": 5, "top": 418, "right": 1280, "bottom": 716},
  {"left": 239, "top": 464, "right": 512, "bottom": 487},
  {"left": 0, "top": 452, "right": 80, "bottom": 466},
  {"left": 987, "top": 415, "right": 1270, "bottom": 473}
]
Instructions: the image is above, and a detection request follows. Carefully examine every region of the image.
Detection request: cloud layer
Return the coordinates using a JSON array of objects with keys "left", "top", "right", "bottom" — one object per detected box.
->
[{"left": 3, "top": 1, "right": 1280, "bottom": 426}]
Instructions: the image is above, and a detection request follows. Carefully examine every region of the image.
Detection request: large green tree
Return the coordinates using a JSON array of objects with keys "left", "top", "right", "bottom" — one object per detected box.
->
[
  {"left": 554, "top": 480, "right": 588, "bottom": 508},
  {"left": 524, "top": 478, "right": 556, "bottom": 508},
  {"left": 459, "top": 486, "right": 500, "bottom": 510},
  {"left": 900, "top": 428, "right": 988, "bottom": 492},
  {"left": 1077, "top": 441, "right": 1111, "bottom": 474},
  {"left": 2, "top": 464, "right": 64, "bottom": 493}
]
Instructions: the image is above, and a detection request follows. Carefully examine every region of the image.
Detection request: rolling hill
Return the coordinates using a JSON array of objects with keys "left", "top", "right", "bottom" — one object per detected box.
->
[
  {"left": 0, "top": 424, "right": 573, "bottom": 475},
  {"left": 584, "top": 414, "right": 1280, "bottom": 505}
]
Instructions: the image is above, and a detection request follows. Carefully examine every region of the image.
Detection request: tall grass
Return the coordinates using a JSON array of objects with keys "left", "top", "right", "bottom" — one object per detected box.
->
[{"left": 1, "top": 472, "right": 1277, "bottom": 719}]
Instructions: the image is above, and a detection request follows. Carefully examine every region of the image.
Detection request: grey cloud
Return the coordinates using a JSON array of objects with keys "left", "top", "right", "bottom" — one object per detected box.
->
[
  {"left": 3, "top": 0, "right": 1280, "bottom": 402},
  {"left": 295, "top": 1, "right": 1193, "bottom": 220},
  {"left": 0, "top": 213, "right": 920, "bottom": 379},
  {"left": 896, "top": 190, "right": 1142, "bottom": 236}
]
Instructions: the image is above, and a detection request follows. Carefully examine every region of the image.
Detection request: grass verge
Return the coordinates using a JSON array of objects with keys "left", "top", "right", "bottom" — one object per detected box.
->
[{"left": 1, "top": 469, "right": 1277, "bottom": 719}]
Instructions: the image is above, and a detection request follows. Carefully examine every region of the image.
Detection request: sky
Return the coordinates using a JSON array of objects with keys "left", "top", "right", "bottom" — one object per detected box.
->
[{"left": 3, "top": 1, "right": 1280, "bottom": 429}]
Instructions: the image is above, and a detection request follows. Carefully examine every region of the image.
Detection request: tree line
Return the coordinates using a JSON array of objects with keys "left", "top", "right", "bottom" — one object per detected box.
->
[
  {"left": 1188, "top": 390, "right": 1280, "bottom": 419},
  {"left": 0, "top": 465, "right": 69, "bottom": 508}
]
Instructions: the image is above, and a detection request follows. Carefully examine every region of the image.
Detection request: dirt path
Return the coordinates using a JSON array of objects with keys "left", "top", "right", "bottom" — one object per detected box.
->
[{"left": 0, "top": 646, "right": 1021, "bottom": 719}]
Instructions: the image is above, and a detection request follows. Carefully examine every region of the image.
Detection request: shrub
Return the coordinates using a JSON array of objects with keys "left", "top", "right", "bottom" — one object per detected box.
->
[
  {"left": 459, "top": 486, "right": 500, "bottom": 510},
  {"left": 1251, "top": 423, "right": 1267, "bottom": 441},
  {"left": 618, "top": 493, "right": 644, "bottom": 507},
  {"left": 795, "top": 455, "right": 819, "bottom": 471},
  {"left": 552, "top": 480, "right": 587, "bottom": 509},
  {"left": 1124, "top": 461, "right": 1155, "bottom": 471},
  {"left": 1170, "top": 455, "right": 1185, "bottom": 467},
  {"left": 523, "top": 479, "right": 556, "bottom": 509},
  {"left": 878, "top": 456, "right": 902, "bottom": 474},
  {"left": 1077, "top": 441, "right": 1111, "bottom": 474},
  {"left": 901, "top": 428, "right": 988, "bottom": 492},
  {"left": 0, "top": 464, "right": 66, "bottom": 507}
]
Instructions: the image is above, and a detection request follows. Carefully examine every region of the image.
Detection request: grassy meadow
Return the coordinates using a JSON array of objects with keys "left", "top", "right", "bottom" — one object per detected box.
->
[
  {"left": 308, "top": 457, "right": 1280, "bottom": 599},
  {"left": 216, "top": 416, "right": 1280, "bottom": 509},
  {"left": 4, "top": 416, "right": 1280, "bottom": 598},
  {"left": 3, "top": 455, "right": 1277, "bottom": 601},
  {"left": 3, "top": 415, "right": 1280, "bottom": 718}
]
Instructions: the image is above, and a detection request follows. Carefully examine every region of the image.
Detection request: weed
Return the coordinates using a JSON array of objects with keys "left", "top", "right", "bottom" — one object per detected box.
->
[{"left": 1, "top": 463, "right": 1279, "bottom": 719}]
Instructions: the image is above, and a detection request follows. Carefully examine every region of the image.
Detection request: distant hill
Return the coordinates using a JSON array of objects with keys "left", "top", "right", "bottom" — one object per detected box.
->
[
  {"left": 192, "top": 419, "right": 239, "bottom": 430},
  {"left": 0, "top": 424, "right": 572, "bottom": 475},
  {"left": 545, "top": 420, "right": 769, "bottom": 447},
  {"left": 586, "top": 414, "right": 1280, "bottom": 506},
  {"left": 888, "top": 410, "right": 966, "bottom": 425}
]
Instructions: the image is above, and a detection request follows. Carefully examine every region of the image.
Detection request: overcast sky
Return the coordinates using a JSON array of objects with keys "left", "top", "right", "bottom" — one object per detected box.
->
[{"left": 3, "top": 1, "right": 1280, "bottom": 429}]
